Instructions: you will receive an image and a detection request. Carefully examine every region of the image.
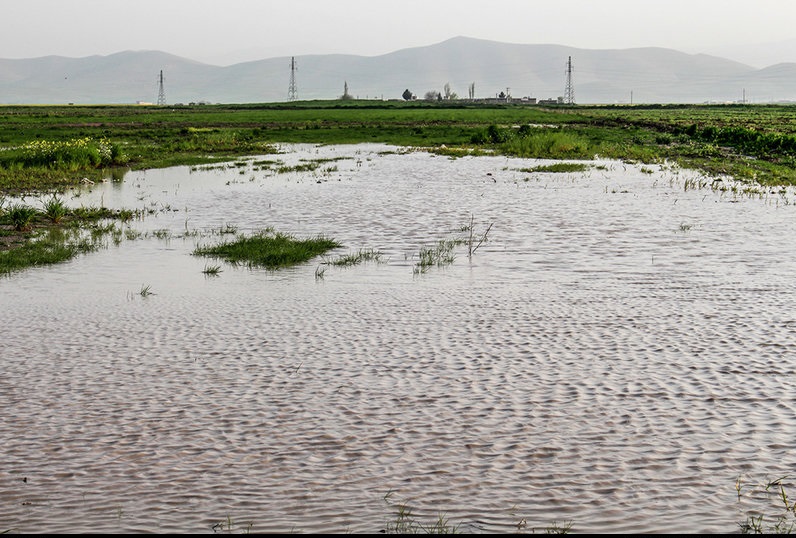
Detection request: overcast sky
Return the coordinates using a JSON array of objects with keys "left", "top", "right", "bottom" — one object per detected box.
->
[{"left": 3, "top": 0, "right": 796, "bottom": 67}]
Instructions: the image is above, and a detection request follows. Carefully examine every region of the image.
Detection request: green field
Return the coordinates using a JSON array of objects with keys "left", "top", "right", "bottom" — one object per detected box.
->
[{"left": 1, "top": 100, "right": 796, "bottom": 193}]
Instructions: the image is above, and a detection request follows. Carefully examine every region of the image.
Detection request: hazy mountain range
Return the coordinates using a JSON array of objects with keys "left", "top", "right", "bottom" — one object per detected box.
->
[{"left": 1, "top": 36, "right": 794, "bottom": 105}]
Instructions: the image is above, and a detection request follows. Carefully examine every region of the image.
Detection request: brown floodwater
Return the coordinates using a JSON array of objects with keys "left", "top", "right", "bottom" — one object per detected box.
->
[{"left": 2, "top": 144, "right": 796, "bottom": 533}]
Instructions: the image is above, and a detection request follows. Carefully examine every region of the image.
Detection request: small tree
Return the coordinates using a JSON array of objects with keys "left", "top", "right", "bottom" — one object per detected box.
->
[
  {"left": 402, "top": 88, "right": 414, "bottom": 101},
  {"left": 443, "top": 83, "right": 457, "bottom": 100},
  {"left": 424, "top": 90, "right": 441, "bottom": 101}
]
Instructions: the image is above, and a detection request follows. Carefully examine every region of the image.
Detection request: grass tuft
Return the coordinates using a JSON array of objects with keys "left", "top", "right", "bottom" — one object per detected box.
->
[
  {"left": 193, "top": 229, "right": 342, "bottom": 269},
  {"left": 328, "top": 248, "right": 383, "bottom": 267},
  {"left": 139, "top": 284, "right": 155, "bottom": 297},
  {"left": 202, "top": 264, "right": 222, "bottom": 276},
  {"left": 42, "top": 195, "right": 68, "bottom": 223}
]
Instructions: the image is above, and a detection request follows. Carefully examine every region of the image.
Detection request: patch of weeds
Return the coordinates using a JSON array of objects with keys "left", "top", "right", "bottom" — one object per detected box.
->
[
  {"left": 0, "top": 227, "right": 102, "bottom": 275},
  {"left": 152, "top": 228, "right": 172, "bottom": 240},
  {"left": 737, "top": 475, "right": 796, "bottom": 534},
  {"left": 516, "top": 163, "right": 591, "bottom": 174},
  {"left": 381, "top": 491, "right": 460, "bottom": 534},
  {"left": 314, "top": 264, "right": 326, "bottom": 280},
  {"left": 139, "top": 284, "right": 155, "bottom": 297},
  {"left": 211, "top": 514, "right": 253, "bottom": 534},
  {"left": 464, "top": 215, "right": 493, "bottom": 258},
  {"left": 413, "top": 239, "right": 458, "bottom": 274},
  {"left": 544, "top": 521, "right": 574, "bottom": 534},
  {"left": 7, "top": 203, "right": 38, "bottom": 231},
  {"left": 42, "top": 195, "right": 68, "bottom": 223},
  {"left": 193, "top": 229, "right": 342, "bottom": 270},
  {"left": 202, "top": 264, "right": 222, "bottom": 276},
  {"left": 327, "top": 248, "right": 383, "bottom": 267},
  {"left": 276, "top": 162, "right": 321, "bottom": 174}
]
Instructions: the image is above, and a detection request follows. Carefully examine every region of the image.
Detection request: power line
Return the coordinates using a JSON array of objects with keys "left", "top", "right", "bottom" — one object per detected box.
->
[{"left": 288, "top": 57, "right": 298, "bottom": 101}]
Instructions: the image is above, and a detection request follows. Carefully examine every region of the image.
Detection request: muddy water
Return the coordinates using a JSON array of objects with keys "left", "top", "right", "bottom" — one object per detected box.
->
[{"left": 2, "top": 144, "right": 796, "bottom": 533}]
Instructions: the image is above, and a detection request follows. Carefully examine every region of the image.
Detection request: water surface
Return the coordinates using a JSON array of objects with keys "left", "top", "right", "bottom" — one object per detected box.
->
[{"left": 2, "top": 144, "right": 796, "bottom": 533}]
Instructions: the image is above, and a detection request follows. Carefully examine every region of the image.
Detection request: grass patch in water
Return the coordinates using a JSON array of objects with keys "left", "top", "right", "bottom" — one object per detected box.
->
[
  {"left": 193, "top": 229, "right": 342, "bottom": 269},
  {"left": 517, "top": 163, "right": 591, "bottom": 174},
  {"left": 413, "top": 239, "right": 459, "bottom": 274},
  {"left": 0, "top": 227, "right": 105, "bottom": 275},
  {"left": 327, "top": 248, "right": 383, "bottom": 267},
  {"left": 0, "top": 203, "right": 142, "bottom": 275},
  {"left": 202, "top": 264, "right": 222, "bottom": 276},
  {"left": 736, "top": 474, "right": 796, "bottom": 534}
]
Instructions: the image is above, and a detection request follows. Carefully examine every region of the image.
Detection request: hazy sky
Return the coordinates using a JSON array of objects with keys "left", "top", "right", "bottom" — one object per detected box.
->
[{"left": 4, "top": 0, "right": 796, "bottom": 67}]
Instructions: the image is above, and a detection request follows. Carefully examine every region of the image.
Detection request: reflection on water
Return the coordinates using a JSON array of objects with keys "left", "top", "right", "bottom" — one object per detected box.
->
[{"left": 3, "top": 144, "right": 796, "bottom": 533}]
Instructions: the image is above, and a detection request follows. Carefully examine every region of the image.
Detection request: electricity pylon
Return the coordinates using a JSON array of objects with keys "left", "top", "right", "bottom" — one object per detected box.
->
[
  {"left": 288, "top": 57, "right": 298, "bottom": 101},
  {"left": 157, "top": 70, "right": 166, "bottom": 106},
  {"left": 564, "top": 56, "right": 575, "bottom": 105}
]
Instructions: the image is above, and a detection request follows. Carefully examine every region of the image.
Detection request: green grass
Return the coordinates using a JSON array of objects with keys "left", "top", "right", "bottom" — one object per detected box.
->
[
  {"left": 0, "top": 227, "right": 105, "bottom": 275},
  {"left": 413, "top": 239, "right": 459, "bottom": 274},
  {"left": 193, "top": 229, "right": 342, "bottom": 269},
  {"left": 6, "top": 203, "right": 38, "bottom": 231},
  {"left": 138, "top": 284, "right": 155, "bottom": 297},
  {"left": 0, "top": 203, "right": 142, "bottom": 275},
  {"left": 42, "top": 195, "right": 68, "bottom": 223},
  {"left": 3, "top": 101, "right": 796, "bottom": 193},
  {"left": 202, "top": 264, "right": 222, "bottom": 275},
  {"left": 327, "top": 248, "right": 383, "bottom": 266},
  {"left": 517, "top": 163, "right": 592, "bottom": 174}
]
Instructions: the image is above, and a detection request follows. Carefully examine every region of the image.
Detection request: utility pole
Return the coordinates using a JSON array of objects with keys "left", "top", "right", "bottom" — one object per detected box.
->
[
  {"left": 288, "top": 57, "right": 298, "bottom": 101},
  {"left": 157, "top": 70, "right": 166, "bottom": 106},
  {"left": 564, "top": 56, "right": 575, "bottom": 105}
]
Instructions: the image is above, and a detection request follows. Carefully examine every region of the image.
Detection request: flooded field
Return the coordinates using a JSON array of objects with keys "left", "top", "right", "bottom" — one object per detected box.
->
[{"left": 2, "top": 143, "right": 796, "bottom": 533}]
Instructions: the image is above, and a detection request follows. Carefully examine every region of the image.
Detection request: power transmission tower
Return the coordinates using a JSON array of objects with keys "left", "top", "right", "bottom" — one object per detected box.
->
[
  {"left": 157, "top": 70, "right": 166, "bottom": 106},
  {"left": 564, "top": 56, "right": 575, "bottom": 105},
  {"left": 288, "top": 57, "right": 298, "bottom": 101}
]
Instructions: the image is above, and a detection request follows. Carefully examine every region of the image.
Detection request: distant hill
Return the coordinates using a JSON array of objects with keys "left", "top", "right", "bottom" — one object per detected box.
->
[{"left": 1, "top": 36, "right": 794, "bottom": 105}]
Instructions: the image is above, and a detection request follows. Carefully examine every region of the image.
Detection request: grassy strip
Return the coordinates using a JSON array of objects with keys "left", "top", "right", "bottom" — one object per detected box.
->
[
  {"left": 193, "top": 230, "right": 342, "bottom": 269},
  {"left": 3, "top": 101, "right": 796, "bottom": 193}
]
